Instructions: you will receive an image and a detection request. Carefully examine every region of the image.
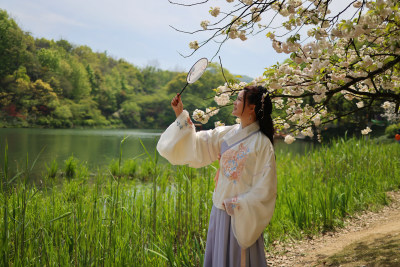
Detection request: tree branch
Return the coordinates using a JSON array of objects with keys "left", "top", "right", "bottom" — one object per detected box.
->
[{"left": 168, "top": 0, "right": 209, "bottom": 7}]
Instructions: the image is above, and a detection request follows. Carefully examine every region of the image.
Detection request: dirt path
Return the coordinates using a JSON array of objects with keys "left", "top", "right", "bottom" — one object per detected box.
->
[{"left": 267, "top": 191, "right": 400, "bottom": 267}]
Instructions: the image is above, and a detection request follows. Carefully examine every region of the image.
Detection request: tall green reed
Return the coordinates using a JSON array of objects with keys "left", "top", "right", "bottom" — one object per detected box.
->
[
  {"left": 1, "top": 142, "right": 8, "bottom": 267},
  {"left": 1, "top": 137, "right": 399, "bottom": 265}
]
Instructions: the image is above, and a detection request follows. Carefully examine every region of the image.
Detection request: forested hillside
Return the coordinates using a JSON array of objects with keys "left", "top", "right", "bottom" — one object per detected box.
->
[{"left": 0, "top": 9, "right": 237, "bottom": 129}]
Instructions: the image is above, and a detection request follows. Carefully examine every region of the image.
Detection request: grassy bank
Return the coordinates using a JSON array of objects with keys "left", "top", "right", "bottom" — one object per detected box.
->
[
  {"left": 267, "top": 138, "right": 400, "bottom": 245},
  {"left": 1, "top": 138, "right": 399, "bottom": 266}
]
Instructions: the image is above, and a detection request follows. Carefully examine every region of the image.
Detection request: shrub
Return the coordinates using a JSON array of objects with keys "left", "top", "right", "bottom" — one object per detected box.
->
[
  {"left": 36, "top": 116, "right": 50, "bottom": 126},
  {"left": 385, "top": 123, "right": 400, "bottom": 138},
  {"left": 50, "top": 118, "right": 63, "bottom": 128}
]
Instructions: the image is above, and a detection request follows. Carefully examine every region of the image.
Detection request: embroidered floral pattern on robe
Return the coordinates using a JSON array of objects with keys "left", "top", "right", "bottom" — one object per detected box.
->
[
  {"left": 221, "top": 143, "right": 250, "bottom": 181},
  {"left": 224, "top": 196, "right": 240, "bottom": 216},
  {"left": 177, "top": 117, "right": 194, "bottom": 130}
]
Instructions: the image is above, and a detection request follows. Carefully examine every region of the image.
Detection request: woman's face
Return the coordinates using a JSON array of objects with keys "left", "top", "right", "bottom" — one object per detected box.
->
[{"left": 232, "top": 90, "right": 254, "bottom": 119}]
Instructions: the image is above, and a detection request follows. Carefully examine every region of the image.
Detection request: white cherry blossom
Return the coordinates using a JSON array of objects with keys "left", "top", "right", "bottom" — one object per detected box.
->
[
  {"left": 214, "top": 121, "right": 225, "bottom": 127},
  {"left": 214, "top": 93, "right": 230, "bottom": 106},
  {"left": 200, "top": 20, "right": 210, "bottom": 30},
  {"left": 361, "top": 127, "right": 372, "bottom": 135},
  {"left": 210, "top": 7, "right": 220, "bottom": 17},
  {"left": 192, "top": 109, "right": 210, "bottom": 124},
  {"left": 284, "top": 135, "right": 296, "bottom": 144},
  {"left": 189, "top": 41, "right": 199, "bottom": 50}
]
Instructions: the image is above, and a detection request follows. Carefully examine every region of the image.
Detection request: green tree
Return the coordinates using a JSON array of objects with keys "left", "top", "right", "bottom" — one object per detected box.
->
[
  {"left": 28, "top": 79, "right": 59, "bottom": 117},
  {"left": 37, "top": 48, "right": 61, "bottom": 72},
  {"left": 68, "top": 58, "right": 91, "bottom": 100},
  {"left": 56, "top": 39, "right": 73, "bottom": 53},
  {"left": 54, "top": 105, "right": 73, "bottom": 120},
  {"left": 120, "top": 100, "right": 141, "bottom": 127},
  {"left": 0, "top": 9, "right": 26, "bottom": 78}
]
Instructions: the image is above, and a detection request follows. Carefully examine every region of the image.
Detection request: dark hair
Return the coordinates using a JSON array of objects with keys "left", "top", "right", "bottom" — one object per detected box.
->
[{"left": 242, "top": 86, "right": 274, "bottom": 145}]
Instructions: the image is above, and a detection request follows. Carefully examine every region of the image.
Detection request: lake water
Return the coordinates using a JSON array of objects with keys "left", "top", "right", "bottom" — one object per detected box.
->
[{"left": 0, "top": 128, "right": 318, "bottom": 178}]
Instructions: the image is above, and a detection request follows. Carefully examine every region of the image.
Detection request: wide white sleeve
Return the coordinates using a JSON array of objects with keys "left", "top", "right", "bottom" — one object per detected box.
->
[
  {"left": 224, "top": 141, "right": 277, "bottom": 249},
  {"left": 156, "top": 110, "right": 233, "bottom": 168}
]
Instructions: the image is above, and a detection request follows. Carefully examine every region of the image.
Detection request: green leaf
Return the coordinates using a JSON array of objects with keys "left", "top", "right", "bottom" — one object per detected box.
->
[{"left": 48, "top": 212, "right": 72, "bottom": 223}]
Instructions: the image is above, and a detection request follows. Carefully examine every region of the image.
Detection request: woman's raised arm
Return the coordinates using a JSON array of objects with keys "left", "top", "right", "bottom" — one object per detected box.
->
[{"left": 171, "top": 94, "right": 183, "bottom": 118}]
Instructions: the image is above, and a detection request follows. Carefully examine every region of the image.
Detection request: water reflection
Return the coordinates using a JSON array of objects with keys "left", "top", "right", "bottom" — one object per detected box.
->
[
  {"left": 0, "top": 128, "right": 319, "bottom": 179},
  {"left": 0, "top": 128, "right": 161, "bottom": 177}
]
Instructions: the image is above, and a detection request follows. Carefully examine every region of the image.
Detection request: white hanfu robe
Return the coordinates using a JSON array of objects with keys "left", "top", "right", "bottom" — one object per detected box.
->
[{"left": 157, "top": 110, "right": 277, "bottom": 249}]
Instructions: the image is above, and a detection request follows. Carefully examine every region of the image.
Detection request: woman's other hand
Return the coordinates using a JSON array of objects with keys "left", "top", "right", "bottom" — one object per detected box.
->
[{"left": 171, "top": 94, "right": 183, "bottom": 118}]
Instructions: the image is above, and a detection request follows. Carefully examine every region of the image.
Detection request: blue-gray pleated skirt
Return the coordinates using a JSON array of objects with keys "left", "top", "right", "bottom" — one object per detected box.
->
[{"left": 203, "top": 205, "right": 267, "bottom": 267}]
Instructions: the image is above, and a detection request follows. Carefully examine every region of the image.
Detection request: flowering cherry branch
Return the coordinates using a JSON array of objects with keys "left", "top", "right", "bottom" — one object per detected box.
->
[{"left": 170, "top": 0, "right": 400, "bottom": 143}]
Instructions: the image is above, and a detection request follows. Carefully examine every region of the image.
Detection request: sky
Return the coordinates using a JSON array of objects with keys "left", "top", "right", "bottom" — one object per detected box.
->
[
  {"left": 0, "top": 0, "right": 292, "bottom": 78},
  {"left": 0, "top": 0, "right": 354, "bottom": 78}
]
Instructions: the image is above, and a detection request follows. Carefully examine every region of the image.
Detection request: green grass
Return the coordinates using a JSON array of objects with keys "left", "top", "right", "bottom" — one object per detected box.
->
[
  {"left": 0, "top": 137, "right": 399, "bottom": 266},
  {"left": 266, "top": 138, "right": 400, "bottom": 245}
]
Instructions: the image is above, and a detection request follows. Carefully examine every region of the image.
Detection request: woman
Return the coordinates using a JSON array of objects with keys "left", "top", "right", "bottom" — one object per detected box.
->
[{"left": 157, "top": 86, "right": 277, "bottom": 267}]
